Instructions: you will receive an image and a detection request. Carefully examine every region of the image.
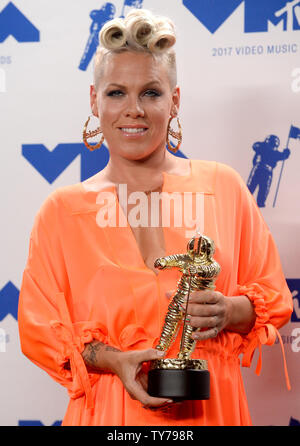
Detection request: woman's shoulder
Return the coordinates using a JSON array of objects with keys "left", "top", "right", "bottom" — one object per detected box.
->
[
  {"left": 35, "top": 182, "right": 96, "bottom": 220},
  {"left": 191, "top": 159, "right": 244, "bottom": 187}
]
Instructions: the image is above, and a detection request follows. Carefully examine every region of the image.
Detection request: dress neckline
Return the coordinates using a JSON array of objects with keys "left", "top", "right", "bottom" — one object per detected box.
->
[
  {"left": 77, "top": 160, "right": 194, "bottom": 277},
  {"left": 79, "top": 159, "right": 193, "bottom": 194}
]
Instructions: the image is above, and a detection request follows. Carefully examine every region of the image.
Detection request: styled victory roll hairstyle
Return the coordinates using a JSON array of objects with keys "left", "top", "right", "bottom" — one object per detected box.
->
[{"left": 93, "top": 9, "right": 177, "bottom": 89}]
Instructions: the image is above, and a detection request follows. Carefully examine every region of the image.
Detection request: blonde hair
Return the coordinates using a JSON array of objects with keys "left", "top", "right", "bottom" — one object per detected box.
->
[{"left": 93, "top": 9, "right": 177, "bottom": 89}]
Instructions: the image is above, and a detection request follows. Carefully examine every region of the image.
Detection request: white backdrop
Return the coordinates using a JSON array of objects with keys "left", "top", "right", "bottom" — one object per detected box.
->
[{"left": 1, "top": 0, "right": 299, "bottom": 426}]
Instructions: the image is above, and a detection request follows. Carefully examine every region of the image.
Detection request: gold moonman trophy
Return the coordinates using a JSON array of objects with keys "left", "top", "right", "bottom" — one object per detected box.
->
[{"left": 147, "top": 233, "right": 220, "bottom": 401}]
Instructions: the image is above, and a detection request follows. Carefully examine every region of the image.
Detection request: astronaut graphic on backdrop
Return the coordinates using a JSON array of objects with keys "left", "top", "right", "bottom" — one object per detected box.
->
[
  {"left": 247, "top": 135, "right": 290, "bottom": 207},
  {"left": 78, "top": 1, "right": 143, "bottom": 71},
  {"left": 78, "top": 3, "right": 116, "bottom": 71}
]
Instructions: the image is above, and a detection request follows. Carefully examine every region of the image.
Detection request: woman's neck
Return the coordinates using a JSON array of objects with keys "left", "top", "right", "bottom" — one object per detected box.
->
[
  {"left": 104, "top": 148, "right": 179, "bottom": 192},
  {"left": 82, "top": 147, "right": 191, "bottom": 194}
]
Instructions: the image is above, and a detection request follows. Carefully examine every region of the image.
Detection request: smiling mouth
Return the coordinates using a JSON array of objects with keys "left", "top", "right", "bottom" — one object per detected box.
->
[{"left": 119, "top": 127, "right": 148, "bottom": 135}]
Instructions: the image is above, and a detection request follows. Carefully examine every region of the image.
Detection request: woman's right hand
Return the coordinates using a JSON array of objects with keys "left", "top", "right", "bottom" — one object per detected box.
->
[{"left": 112, "top": 348, "right": 173, "bottom": 408}]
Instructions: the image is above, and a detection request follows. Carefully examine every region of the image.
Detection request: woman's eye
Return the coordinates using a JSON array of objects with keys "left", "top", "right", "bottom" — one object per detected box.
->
[
  {"left": 144, "top": 90, "right": 161, "bottom": 97},
  {"left": 107, "top": 90, "right": 124, "bottom": 97}
]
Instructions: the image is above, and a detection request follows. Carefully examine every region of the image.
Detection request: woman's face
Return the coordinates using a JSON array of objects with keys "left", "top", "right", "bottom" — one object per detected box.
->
[{"left": 90, "top": 51, "right": 180, "bottom": 161}]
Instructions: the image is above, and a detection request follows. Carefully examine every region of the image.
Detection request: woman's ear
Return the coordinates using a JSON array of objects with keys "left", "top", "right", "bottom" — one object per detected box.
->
[
  {"left": 171, "top": 85, "right": 180, "bottom": 116},
  {"left": 90, "top": 84, "right": 99, "bottom": 117}
]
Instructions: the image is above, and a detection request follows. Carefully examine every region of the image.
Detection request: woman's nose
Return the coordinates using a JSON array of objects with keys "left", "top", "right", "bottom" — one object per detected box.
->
[{"left": 124, "top": 97, "right": 145, "bottom": 118}]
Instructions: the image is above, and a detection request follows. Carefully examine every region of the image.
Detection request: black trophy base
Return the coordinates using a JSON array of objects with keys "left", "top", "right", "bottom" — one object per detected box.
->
[{"left": 147, "top": 368, "right": 210, "bottom": 401}]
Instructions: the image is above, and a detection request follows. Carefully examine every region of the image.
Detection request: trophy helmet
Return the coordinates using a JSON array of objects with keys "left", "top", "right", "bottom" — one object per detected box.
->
[{"left": 187, "top": 234, "right": 215, "bottom": 258}]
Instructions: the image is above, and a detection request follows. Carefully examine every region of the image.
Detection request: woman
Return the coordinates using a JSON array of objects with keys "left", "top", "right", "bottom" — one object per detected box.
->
[{"left": 18, "top": 9, "right": 292, "bottom": 426}]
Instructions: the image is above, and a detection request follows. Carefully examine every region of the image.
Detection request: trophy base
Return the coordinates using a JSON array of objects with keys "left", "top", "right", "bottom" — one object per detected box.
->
[{"left": 147, "top": 359, "right": 210, "bottom": 401}]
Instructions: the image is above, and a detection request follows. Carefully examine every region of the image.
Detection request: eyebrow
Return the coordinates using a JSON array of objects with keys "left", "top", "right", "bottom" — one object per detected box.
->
[{"left": 106, "top": 81, "right": 162, "bottom": 89}]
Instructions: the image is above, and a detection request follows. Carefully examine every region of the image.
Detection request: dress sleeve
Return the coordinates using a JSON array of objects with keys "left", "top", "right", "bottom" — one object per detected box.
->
[
  {"left": 18, "top": 190, "right": 108, "bottom": 409},
  {"left": 233, "top": 170, "right": 293, "bottom": 387}
]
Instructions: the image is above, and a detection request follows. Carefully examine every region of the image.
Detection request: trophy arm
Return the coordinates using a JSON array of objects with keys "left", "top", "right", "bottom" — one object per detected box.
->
[{"left": 154, "top": 254, "right": 192, "bottom": 271}]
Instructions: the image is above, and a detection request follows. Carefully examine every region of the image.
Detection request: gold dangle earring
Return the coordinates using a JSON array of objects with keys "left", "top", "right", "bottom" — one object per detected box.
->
[
  {"left": 166, "top": 115, "right": 182, "bottom": 153},
  {"left": 82, "top": 115, "right": 105, "bottom": 151}
]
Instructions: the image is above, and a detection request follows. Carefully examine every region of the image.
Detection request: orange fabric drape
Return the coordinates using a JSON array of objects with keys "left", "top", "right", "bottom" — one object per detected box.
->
[{"left": 18, "top": 160, "right": 292, "bottom": 425}]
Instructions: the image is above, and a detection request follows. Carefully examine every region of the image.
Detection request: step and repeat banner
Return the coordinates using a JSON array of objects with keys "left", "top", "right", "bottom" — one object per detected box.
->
[{"left": 1, "top": 0, "right": 299, "bottom": 426}]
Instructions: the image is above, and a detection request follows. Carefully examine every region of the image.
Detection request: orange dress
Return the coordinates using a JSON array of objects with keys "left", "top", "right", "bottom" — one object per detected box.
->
[{"left": 18, "top": 160, "right": 292, "bottom": 426}]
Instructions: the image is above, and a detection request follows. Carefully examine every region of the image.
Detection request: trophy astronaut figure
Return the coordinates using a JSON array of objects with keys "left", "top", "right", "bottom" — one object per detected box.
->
[
  {"left": 153, "top": 234, "right": 221, "bottom": 364},
  {"left": 147, "top": 234, "right": 220, "bottom": 400}
]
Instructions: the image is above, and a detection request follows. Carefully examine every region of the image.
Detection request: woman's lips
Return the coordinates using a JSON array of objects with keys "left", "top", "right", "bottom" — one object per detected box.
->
[{"left": 119, "top": 127, "right": 148, "bottom": 137}]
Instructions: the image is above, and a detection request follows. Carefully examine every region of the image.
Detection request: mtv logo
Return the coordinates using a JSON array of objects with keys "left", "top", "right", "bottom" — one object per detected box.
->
[
  {"left": 18, "top": 420, "right": 61, "bottom": 426},
  {"left": 289, "top": 417, "right": 300, "bottom": 426},
  {"left": 22, "top": 143, "right": 187, "bottom": 184},
  {"left": 296, "top": 4, "right": 300, "bottom": 24},
  {"left": 0, "top": 2, "right": 39, "bottom": 43},
  {"left": 286, "top": 279, "right": 300, "bottom": 322},
  {"left": 183, "top": 0, "right": 243, "bottom": 34},
  {"left": 22, "top": 143, "right": 110, "bottom": 183},
  {"left": 0, "top": 281, "right": 19, "bottom": 322},
  {"left": 182, "top": 0, "right": 300, "bottom": 33}
]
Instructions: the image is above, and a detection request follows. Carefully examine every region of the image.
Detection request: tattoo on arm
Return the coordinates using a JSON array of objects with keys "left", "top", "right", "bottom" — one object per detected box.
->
[
  {"left": 83, "top": 342, "right": 101, "bottom": 368},
  {"left": 82, "top": 341, "right": 121, "bottom": 372},
  {"left": 63, "top": 341, "right": 121, "bottom": 372},
  {"left": 105, "top": 345, "right": 120, "bottom": 352}
]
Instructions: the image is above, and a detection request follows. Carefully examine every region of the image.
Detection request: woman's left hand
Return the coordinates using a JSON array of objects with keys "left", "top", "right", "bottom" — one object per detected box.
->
[{"left": 184, "top": 289, "right": 232, "bottom": 341}]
